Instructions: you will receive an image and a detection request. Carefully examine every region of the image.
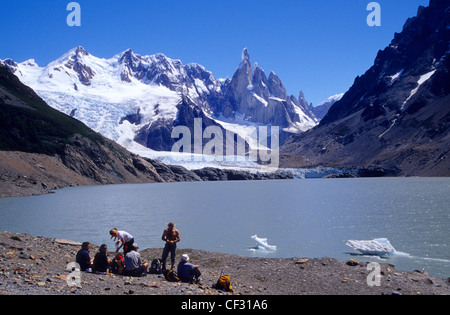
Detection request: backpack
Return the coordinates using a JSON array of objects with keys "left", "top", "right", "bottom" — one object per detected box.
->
[
  {"left": 149, "top": 259, "right": 163, "bottom": 274},
  {"left": 163, "top": 269, "right": 180, "bottom": 282},
  {"left": 111, "top": 254, "right": 124, "bottom": 275},
  {"left": 214, "top": 275, "right": 233, "bottom": 292}
]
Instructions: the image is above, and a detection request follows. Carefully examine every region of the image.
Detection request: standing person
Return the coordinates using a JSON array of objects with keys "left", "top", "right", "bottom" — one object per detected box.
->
[
  {"left": 93, "top": 244, "right": 111, "bottom": 274},
  {"left": 161, "top": 222, "right": 181, "bottom": 270},
  {"left": 109, "top": 228, "right": 134, "bottom": 255},
  {"left": 124, "top": 244, "right": 149, "bottom": 277},
  {"left": 76, "top": 242, "right": 93, "bottom": 272}
]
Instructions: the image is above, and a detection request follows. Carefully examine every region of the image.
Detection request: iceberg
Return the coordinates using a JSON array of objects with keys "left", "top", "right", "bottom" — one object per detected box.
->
[
  {"left": 250, "top": 235, "right": 277, "bottom": 252},
  {"left": 346, "top": 238, "right": 396, "bottom": 257}
]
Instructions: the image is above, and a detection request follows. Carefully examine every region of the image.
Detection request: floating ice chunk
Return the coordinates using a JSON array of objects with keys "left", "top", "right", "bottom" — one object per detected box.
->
[
  {"left": 250, "top": 235, "right": 277, "bottom": 252},
  {"left": 346, "top": 238, "right": 396, "bottom": 257}
]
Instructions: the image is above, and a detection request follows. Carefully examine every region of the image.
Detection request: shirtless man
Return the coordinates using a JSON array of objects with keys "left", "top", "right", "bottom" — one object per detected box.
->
[{"left": 161, "top": 222, "right": 181, "bottom": 270}]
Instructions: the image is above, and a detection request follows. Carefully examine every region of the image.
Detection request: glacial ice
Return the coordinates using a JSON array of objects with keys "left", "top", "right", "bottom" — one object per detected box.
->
[
  {"left": 346, "top": 238, "right": 397, "bottom": 257},
  {"left": 249, "top": 235, "right": 277, "bottom": 252}
]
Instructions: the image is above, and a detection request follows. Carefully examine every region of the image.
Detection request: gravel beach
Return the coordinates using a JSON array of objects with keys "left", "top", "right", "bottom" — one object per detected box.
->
[{"left": 0, "top": 232, "right": 448, "bottom": 296}]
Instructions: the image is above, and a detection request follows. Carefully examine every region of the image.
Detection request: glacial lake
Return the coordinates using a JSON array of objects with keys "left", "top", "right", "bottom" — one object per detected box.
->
[{"left": 0, "top": 177, "right": 449, "bottom": 278}]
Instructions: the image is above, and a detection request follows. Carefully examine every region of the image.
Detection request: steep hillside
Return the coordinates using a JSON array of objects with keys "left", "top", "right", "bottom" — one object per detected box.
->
[
  {"left": 281, "top": 1, "right": 450, "bottom": 176},
  {"left": 0, "top": 64, "right": 187, "bottom": 197}
]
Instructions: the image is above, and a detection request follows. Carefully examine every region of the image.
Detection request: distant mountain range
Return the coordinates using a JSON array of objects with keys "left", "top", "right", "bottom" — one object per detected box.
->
[
  {"left": 0, "top": 63, "right": 292, "bottom": 197},
  {"left": 2, "top": 47, "right": 326, "bottom": 156},
  {"left": 2, "top": 0, "right": 447, "bottom": 178},
  {"left": 281, "top": 0, "right": 450, "bottom": 176}
]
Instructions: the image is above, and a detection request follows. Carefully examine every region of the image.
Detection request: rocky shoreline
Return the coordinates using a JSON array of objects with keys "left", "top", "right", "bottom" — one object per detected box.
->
[
  {"left": 0, "top": 149, "right": 294, "bottom": 199},
  {"left": 0, "top": 232, "right": 448, "bottom": 295}
]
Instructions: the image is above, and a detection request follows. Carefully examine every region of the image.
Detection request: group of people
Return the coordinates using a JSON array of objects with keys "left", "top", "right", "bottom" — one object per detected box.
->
[{"left": 75, "top": 222, "right": 201, "bottom": 283}]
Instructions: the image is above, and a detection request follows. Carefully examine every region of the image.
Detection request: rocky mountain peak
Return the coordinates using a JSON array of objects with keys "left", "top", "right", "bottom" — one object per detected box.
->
[
  {"left": 241, "top": 48, "right": 251, "bottom": 63},
  {"left": 322, "top": 1, "right": 449, "bottom": 125},
  {"left": 267, "top": 71, "right": 287, "bottom": 99},
  {"left": 237, "top": 48, "right": 253, "bottom": 79},
  {"left": 298, "top": 91, "right": 308, "bottom": 106},
  {"left": 118, "top": 49, "right": 143, "bottom": 82},
  {"left": 220, "top": 49, "right": 317, "bottom": 135},
  {"left": 429, "top": 0, "right": 449, "bottom": 9},
  {"left": 63, "top": 46, "right": 95, "bottom": 86},
  {"left": 281, "top": 1, "right": 450, "bottom": 176},
  {"left": 74, "top": 46, "right": 89, "bottom": 57},
  {"left": 1, "top": 59, "right": 18, "bottom": 69},
  {"left": 119, "top": 48, "right": 136, "bottom": 62}
]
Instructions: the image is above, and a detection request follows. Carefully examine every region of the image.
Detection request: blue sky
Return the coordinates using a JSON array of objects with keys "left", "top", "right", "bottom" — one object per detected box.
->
[{"left": 0, "top": 0, "right": 429, "bottom": 105}]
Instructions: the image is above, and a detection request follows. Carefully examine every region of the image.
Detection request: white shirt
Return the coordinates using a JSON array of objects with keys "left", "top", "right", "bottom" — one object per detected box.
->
[{"left": 118, "top": 231, "right": 133, "bottom": 243}]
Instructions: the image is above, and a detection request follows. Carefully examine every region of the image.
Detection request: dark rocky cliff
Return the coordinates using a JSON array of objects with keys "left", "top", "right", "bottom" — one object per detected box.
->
[{"left": 281, "top": 1, "right": 450, "bottom": 176}]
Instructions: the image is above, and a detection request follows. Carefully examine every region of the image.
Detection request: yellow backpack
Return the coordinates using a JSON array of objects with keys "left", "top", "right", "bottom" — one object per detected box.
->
[
  {"left": 215, "top": 275, "right": 233, "bottom": 292},
  {"left": 163, "top": 269, "right": 180, "bottom": 282}
]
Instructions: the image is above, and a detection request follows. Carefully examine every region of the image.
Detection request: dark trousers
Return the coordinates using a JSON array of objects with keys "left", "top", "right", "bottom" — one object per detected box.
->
[
  {"left": 162, "top": 243, "right": 176, "bottom": 266},
  {"left": 123, "top": 238, "right": 134, "bottom": 255},
  {"left": 123, "top": 265, "right": 146, "bottom": 277},
  {"left": 181, "top": 268, "right": 202, "bottom": 283}
]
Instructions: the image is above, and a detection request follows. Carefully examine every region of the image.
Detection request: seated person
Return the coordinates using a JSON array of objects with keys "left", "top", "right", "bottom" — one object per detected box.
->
[
  {"left": 123, "top": 244, "right": 149, "bottom": 277},
  {"left": 76, "top": 242, "right": 93, "bottom": 272},
  {"left": 93, "top": 244, "right": 112, "bottom": 274},
  {"left": 177, "top": 254, "right": 201, "bottom": 284}
]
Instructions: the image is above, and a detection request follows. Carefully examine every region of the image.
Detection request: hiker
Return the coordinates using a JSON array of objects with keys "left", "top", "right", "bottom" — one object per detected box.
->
[
  {"left": 123, "top": 244, "right": 149, "bottom": 277},
  {"left": 76, "top": 242, "right": 93, "bottom": 272},
  {"left": 93, "top": 244, "right": 111, "bottom": 274},
  {"left": 161, "top": 222, "right": 180, "bottom": 270},
  {"left": 110, "top": 228, "right": 134, "bottom": 255},
  {"left": 177, "top": 254, "right": 201, "bottom": 284}
]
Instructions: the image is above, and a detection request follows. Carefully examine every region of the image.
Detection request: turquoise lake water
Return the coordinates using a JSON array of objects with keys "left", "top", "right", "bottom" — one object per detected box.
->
[{"left": 0, "top": 177, "right": 449, "bottom": 278}]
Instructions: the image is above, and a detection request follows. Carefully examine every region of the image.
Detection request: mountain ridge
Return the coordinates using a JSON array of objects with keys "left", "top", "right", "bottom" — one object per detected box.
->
[
  {"left": 2, "top": 47, "right": 323, "bottom": 161},
  {"left": 0, "top": 64, "right": 292, "bottom": 198},
  {"left": 281, "top": 0, "right": 450, "bottom": 176}
]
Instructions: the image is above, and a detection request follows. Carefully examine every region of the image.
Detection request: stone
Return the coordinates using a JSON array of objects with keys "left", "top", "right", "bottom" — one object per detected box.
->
[
  {"left": 54, "top": 239, "right": 82, "bottom": 246},
  {"left": 346, "top": 259, "right": 360, "bottom": 266}
]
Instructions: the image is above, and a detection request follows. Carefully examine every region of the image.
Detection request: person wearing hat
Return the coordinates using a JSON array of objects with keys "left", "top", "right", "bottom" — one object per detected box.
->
[
  {"left": 177, "top": 254, "right": 202, "bottom": 284},
  {"left": 124, "top": 243, "right": 149, "bottom": 277}
]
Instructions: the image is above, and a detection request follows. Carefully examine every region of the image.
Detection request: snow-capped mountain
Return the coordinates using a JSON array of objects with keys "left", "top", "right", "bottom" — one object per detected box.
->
[
  {"left": 281, "top": 0, "right": 450, "bottom": 176},
  {"left": 308, "top": 93, "right": 344, "bottom": 121},
  {"left": 2, "top": 47, "right": 317, "bottom": 157},
  {"left": 220, "top": 48, "right": 317, "bottom": 135}
]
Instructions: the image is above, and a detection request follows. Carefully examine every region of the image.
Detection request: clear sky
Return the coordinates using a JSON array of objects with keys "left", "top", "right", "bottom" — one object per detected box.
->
[{"left": 0, "top": 0, "right": 429, "bottom": 105}]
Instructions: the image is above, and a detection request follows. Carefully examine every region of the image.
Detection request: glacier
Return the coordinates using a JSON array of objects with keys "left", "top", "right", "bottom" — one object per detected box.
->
[{"left": 1, "top": 46, "right": 332, "bottom": 173}]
